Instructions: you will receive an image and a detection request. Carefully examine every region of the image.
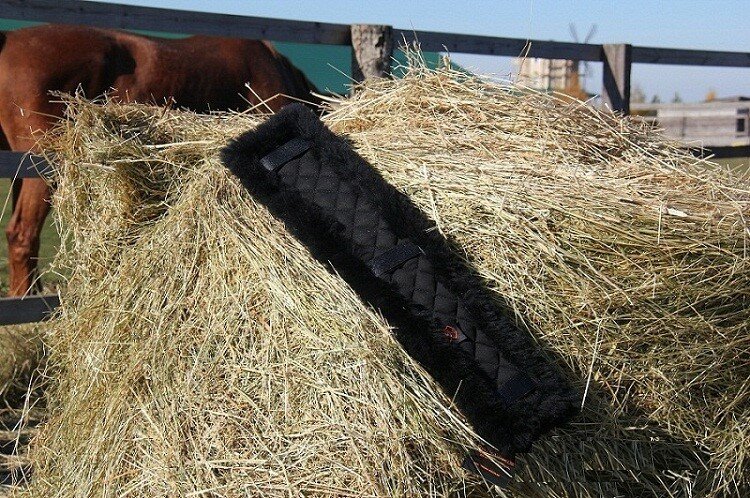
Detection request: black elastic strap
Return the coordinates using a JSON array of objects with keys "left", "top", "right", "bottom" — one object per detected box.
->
[
  {"left": 260, "top": 137, "right": 313, "bottom": 172},
  {"left": 369, "top": 241, "right": 423, "bottom": 277},
  {"left": 496, "top": 371, "right": 537, "bottom": 405}
]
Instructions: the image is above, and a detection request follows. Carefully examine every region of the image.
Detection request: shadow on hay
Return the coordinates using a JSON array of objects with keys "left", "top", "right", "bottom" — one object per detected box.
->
[
  {"left": 521, "top": 381, "right": 717, "bottom": 498},
  {"left": 318, "top": 142, "right": 723, "bottom": 496},
  {"left": 421, "top": 193, "right": 718, "bottom": 497}
]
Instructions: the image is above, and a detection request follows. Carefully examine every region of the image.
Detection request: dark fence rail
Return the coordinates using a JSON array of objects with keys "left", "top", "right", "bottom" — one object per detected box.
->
[
  {"left": 0, "top": 294, "right": 59, "bottom": 325},
  {"left": 394, "top": 28, "right": 603, "bottom": 61},
  {"left": 0, "top": 0, "right": 352, "bottom": 44},
  {"left": 1, "top": 0, "right": 750, "bottom": 323},
  {"left": 0, "top": 152, "right": 51, "bottom": 179},
  {"left": 631, "top": 45, "right": 750, "bottom": 67}
]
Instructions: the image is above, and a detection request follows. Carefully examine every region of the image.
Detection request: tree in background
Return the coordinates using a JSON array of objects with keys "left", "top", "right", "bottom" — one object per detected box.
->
[
  {"left": 705, "top": 89, "right": 717, "bottom": 102},
  {"left": 671, "top": 92, "right": 683, "bottom": 104},
  {"left": 631, "top": 84, "right": 646, "bottom": 104}
]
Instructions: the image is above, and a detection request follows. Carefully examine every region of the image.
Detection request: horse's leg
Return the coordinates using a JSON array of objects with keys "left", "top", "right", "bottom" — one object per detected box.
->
[
  {"left": 10, "top": 178, "right": 21, "bottom": 211},
  {"left": 2, "top": 111, "right": 54, "bottom": 297},
  {"left": 6, "top": 178, "right": 51, "bottom": 295}
]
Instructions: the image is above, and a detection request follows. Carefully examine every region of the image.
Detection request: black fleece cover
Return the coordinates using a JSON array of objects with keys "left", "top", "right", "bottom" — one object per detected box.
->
[{"left": 221, "top": 103, "right": 579, "bottom": 457}]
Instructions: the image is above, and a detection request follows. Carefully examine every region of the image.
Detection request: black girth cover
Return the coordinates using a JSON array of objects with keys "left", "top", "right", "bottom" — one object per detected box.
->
[{"left": 222, "top": 103, "right": 579, "bottom": 461}]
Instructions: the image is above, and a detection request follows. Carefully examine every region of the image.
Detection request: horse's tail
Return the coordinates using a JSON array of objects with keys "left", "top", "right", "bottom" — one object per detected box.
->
[{"left": 0, "top": 32, "right": 6, "bottom": 55}]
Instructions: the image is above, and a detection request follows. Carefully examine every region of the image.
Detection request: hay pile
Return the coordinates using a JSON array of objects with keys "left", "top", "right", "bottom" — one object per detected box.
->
[
  {"left": 0, "top": 326, "right": 44, "bottom": 402},
  {"left": 14, "top": 60, "right": 749, "bottom": 497},
  {"left": 17, "top": 101, "right": 491, "bottom": 498},
  {"left": 0, "top": 325, "right": 44, "bottom": 495},
  {"left": 326, "top": 64, "right": 750, "bottom": 497}
]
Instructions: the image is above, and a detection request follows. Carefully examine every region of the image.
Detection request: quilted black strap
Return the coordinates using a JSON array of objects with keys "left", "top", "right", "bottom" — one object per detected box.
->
[
  {"left": 497, "top": 371, "right": 537, "bottom": 406},
  {"left": 222, "top": 103, "right": 580, "bottom": 461},
  {"left": 369, "top": 241, "right": 423, "bottom": 277},
  {"left": 260, "top": 137, "right": 313, "bottom": 172},
  {"left": 259, "top": 138, "right": 537, "bottom": 407}
]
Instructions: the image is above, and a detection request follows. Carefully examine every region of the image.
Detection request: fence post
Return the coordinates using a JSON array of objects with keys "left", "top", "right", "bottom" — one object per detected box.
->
[
  {"left": 602, "top": 43, "right": 632, "bottom": 114},
  {"left": 350, "top": 24, "right": 393, "bottom": 83}
]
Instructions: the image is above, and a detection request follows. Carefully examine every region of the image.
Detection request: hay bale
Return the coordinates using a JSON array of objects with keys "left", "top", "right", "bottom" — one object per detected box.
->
[
  {"left": 17, "top": 102, "right": 490, "bottom": 498},
  {"left": 326, "top": 63, "right": 750, "bottom": 497},
  {"left": 16, "top": 60, "right": 750, "bottom": 497}
]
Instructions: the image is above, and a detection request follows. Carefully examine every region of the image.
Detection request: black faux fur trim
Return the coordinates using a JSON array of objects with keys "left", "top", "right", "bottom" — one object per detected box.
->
[{"left": 221, "top": 103, "right": 580, "bottom": 456}]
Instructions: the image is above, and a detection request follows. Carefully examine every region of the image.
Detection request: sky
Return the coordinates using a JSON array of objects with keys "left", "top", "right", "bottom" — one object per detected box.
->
[{"left": 97, "top": 0, "right": 750, "bottom": 103}]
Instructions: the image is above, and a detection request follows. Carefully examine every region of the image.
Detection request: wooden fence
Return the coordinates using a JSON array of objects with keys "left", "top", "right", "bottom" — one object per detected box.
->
[
  {"left": 0, "top": 294, "right": 59, "bottom": 325},
  {"left": 1, "top": 0, "right": 749, "bottom": 325}
]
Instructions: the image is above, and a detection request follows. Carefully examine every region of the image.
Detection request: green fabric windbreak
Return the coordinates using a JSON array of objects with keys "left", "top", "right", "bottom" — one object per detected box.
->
[{"left": 0, "top": 19, "right": 42, "bottom": 30}]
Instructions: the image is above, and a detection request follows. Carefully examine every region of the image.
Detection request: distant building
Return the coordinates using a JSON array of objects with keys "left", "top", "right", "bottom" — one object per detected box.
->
[
  {"left": 632, "top": 98, "right": 750, "bottom": 148},
  {"left": 514, "top": 58, "right": 576, "bottom": 91}
]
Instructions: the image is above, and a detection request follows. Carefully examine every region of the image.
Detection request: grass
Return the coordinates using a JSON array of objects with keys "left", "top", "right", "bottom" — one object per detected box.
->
[
  {"left": 715, "top": 156, "right": 750, "bottom": 174},
  {"left": 0, "top": 179, "right": 60, "bottom": 295}
]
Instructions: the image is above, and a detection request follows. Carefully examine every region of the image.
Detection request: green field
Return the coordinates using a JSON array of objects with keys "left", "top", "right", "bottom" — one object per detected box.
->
[
  {"left": 714, "top": 156, "right": 750, "bottom": 174},
  {"left": 1, "top": 158, "right": 749, "bottom": 295}
]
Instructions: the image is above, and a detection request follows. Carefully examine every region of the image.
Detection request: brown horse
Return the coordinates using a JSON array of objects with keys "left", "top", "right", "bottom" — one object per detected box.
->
[{"left": 0, "top": 24, "right": 320, "bottom": 296}]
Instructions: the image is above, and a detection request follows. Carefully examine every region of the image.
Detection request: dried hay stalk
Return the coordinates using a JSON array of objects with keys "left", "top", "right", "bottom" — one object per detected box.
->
[
  {"left": 0, "top": 324, "right": 44, "bottom": 496},
  {"left": 0, "top": 326, "right": 44, "bottom": 402},
  {"left": 12, "top": 57, "right": 750, "bottom": 497}
]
